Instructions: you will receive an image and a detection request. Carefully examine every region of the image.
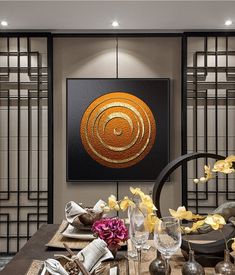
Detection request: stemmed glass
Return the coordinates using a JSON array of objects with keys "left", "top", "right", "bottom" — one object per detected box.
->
[
  {"left": 129, "top": 205, "right": 149, "bottom": 263},
  {"left": 154, "top": 216, "right": 182, "bottom": 275},
  {"left": 127, "top": 206, "right": 138, "bottom": 259}
]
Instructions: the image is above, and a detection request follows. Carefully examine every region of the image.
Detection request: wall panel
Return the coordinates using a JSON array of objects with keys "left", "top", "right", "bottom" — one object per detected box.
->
[
  {"left": 184, "top": 35, "right": 235, "bottom": 214},
  {"left": 0, "top": 35, "right": 52, "bottom": 253}
]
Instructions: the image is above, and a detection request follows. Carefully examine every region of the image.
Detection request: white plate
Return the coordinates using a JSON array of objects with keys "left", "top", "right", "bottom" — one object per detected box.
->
[{"left": 62, "top": 224, "right": 96, "bottom": 240}]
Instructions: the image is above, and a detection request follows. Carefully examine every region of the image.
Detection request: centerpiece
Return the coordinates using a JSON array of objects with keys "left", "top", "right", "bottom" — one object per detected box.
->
[
  {"left": 92, "top": 217, "right": 128, "bottom": 257},
  {"left": 95, "top": 187, "right": 158, "bottom": 258}
]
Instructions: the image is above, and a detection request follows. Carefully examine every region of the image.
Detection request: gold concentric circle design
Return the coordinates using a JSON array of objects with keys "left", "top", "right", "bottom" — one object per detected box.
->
[{"left": 80, "top": 92, "right": 156, "bottom": 168}]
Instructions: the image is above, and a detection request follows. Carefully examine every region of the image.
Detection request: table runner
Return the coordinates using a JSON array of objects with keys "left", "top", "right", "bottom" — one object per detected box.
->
[{"left": 128, "top": 240, "right": 215, "bottom": 275}]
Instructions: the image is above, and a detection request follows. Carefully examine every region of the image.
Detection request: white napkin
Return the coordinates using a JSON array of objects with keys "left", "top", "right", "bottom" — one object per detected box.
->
[
  {"left": 65, "top": 201, "right": 87, "bottom": 224},
  {"left": 93, "top": 200, "right": 106, "bottom": 213},
  {"left": 78, "top": 238, "right": 113, "bottom": 275},
  {"left": 40, "top": 259, "right": 68, "bottom": 275},
  {"left": 65, "top": 200, "right": 105, "bottom": 224}
]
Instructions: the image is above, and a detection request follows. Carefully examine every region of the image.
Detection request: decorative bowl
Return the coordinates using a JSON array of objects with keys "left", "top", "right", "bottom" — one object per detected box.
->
[{"left": 72, "top": 208, "right": 103, "bottom": 227}]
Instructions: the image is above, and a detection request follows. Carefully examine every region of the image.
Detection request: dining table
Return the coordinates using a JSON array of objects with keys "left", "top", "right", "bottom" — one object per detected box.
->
[{"left": 0, "top": 223, "right": 219, "bottom": 275}]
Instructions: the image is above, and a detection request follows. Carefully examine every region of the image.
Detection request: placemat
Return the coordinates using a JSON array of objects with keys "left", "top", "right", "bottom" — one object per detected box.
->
[
  {"left": 46, "top": 220, "right": 91, "bottom": 249},
  {"left": 26, "top": 260, "right": 43, "bottom": 275},
  {"left": 25, "top": 258, "right": 128, "bottom": 275},
  {"left": 128, "top": 240, "right": 216, "bottom": 275}
]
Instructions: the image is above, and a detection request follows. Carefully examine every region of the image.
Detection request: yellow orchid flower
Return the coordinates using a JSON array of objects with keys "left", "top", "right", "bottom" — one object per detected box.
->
[
  {"left": 225, "top": 155, "right": 235, "bottom": 164},
  {"left": 212, "top": 160, "right": 234, "bottom": 174},
  {"left": 103, "top": 206, "right": 111, "bottom": 212},
  {"left": 140, "top": 195, "right": 157, "bottom": 213},
  {"left": 204, "top": 165, "right": 214, "bottom": 181},
  {"left": 169, "top": 206, "right": 203, "bottom": 221},
  {"left": 120, "top": 196, "right": 135, "bottom": 211},
  {"left": 204, "top": 214, "right": 226, "bottom": 230},
  {"left": 183, "top": 220, "right": 205, "bottom": 233},
  {"left": 130, "top": 187, "right": 145, "bottom": 199},
  {"left": 108, "top": 195, "right": 120, "bottom": 211},
  {"left": 144, "top": 213, "right": 160, "bottom": 233},
  {"left": 230, "top": 238, "right": 235, "bottom": 251}
]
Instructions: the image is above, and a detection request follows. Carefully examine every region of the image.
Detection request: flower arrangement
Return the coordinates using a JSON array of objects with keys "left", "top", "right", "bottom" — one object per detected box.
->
[
  {"left": 169, "top": 206, "right": 235, "bottom": 252},
  {"left": 101, "top": 187, "right": 158, "bottom": 232},
  {"left": 194, "top": 155, "right": 235, "bottom": 183},
  {"left": 92, "top": 217, "right": 128, "bottom": 255}
]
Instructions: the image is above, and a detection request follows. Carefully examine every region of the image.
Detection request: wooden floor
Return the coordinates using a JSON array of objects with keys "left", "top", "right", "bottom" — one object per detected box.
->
[{"left": 0, "top": 256, "right": 12, "bottom": 271}]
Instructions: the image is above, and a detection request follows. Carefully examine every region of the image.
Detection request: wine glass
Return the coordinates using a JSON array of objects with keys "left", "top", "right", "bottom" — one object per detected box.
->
[
  {"left": 154, "top": 216, "right": 182, "bottom": 275},
  {"left": 127, "top": 206, "right": 138, "bottom": 259},
  {"left": 129, "top": 205, "right": 149, "bottom": 263}
]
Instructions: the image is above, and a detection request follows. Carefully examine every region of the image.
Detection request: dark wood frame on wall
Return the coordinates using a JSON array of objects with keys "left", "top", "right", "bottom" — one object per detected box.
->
[
  {"left": 181, "top": 31, "right": 235, "bottom": 211},
  {"left": 0, "top": 32, "right": 53, "bottom": 254}
]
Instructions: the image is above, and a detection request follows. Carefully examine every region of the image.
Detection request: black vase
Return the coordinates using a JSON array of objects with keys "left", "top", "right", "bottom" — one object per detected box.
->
[
  {"left": 149, "top": 250, "right": 170, "bottom": 275},
  {"left": 181, "top": 250, "right": 205, "bottom": 275}
]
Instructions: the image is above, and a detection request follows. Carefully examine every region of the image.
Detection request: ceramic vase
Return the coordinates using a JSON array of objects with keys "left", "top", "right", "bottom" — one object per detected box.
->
[
  {"left": 215, "top": 249, "right": 235, "bottom": 274},
  {"left": 181, "top": 250, "right": 205, "bottom": 275},
  {"left": 149, "top": 250, "right": 170, "bottom": 275}
]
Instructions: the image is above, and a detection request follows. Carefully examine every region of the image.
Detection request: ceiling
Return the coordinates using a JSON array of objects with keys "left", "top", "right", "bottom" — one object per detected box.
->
[{"left": 0, "top": 1, "right": 235, "bottom": 32}]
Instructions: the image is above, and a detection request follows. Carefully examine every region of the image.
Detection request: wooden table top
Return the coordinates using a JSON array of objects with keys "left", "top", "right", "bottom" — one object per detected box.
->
[{"left": 1, "top": 224, "right": 72, "bottom": 275}]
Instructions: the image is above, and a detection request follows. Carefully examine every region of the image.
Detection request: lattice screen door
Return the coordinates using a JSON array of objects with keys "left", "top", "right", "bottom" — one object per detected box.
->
[
  {"left": 182, "top": 34, "right": 235, "bottom": 214},
  {"left": 0, "top": 34, "right": 53, "bottom": 254}
]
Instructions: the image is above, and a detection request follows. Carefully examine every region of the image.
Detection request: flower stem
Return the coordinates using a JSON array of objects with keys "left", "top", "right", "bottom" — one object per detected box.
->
[
  {"left": 220, "top": 229, "right": 228, "bottom": 250},
  {"left": 180, "top": 226, "right": 192, "bottom": 251}
]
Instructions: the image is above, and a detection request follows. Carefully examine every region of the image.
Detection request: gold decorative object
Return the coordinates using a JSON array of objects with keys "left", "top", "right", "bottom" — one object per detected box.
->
[{"left": 80, "top": 92, "right": 156, "bottom": 168}]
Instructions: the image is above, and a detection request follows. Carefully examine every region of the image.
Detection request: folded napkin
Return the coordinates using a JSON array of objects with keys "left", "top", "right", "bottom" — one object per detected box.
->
[
  {"left": 65, "top": 200, "right": 105, "bottom": 224},
  {"left": 65, "top": 201, "right": 87, "bottom": 224},
  {"left": 40, "top": 258, "right": 68, "bottom": 275},
  {"left": 41, "top": 238, "right": 113, "bottom": 275},
  {"left": 78, "top": 238, "right": 113, "bottom": 275}
]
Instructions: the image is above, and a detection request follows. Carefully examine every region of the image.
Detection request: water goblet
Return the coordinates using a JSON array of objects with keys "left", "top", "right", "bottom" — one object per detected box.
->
[
  {"left": 154, "top": 216, "right": 182, "bottom": 275},
  {"left": 129, "top": 205, "right": 149, "bottom": 263},
  {"left": 127, "top": 206, "right": 138, "bottom": 259}
]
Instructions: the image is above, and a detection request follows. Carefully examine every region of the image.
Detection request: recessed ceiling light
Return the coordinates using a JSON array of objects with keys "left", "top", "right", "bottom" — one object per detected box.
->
[
  {"left": 112, "top": 20, "right": 120, "bottom": 28},
  {"left": 225, "top": 19, "right": 232, "bottom": 26},
  {"left": 1, "top": 20, "right": 8, "bottom": 27}
]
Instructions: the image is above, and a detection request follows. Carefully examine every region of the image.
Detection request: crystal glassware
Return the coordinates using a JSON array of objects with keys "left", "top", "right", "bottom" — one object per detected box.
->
[
  {"left": 129, "top": 205, "right": 149, "bottom": 263},
  {"left": 154, "top": 216, "right": 182, "bottom": 275},
  {"left": 127, "top": 206, "right": 138, "bottom": 259}
]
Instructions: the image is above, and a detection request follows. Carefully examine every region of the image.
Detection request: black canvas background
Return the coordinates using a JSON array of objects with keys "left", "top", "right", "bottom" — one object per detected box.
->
[{"left": 67, "top": 79, "right": 170, "bottom": 181}]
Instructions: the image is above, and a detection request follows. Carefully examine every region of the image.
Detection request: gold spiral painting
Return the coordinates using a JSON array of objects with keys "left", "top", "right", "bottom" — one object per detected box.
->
[{"left": 80, "top": 92, "right": 156, "bottom": 168}]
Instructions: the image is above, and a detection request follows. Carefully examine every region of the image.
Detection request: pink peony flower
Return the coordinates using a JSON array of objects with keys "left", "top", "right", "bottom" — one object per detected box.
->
[{"left": 92, "top": 217, "right": 128, "bottom": 248}]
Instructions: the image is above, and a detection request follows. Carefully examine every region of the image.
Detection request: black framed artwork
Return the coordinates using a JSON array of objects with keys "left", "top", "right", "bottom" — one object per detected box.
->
[{"left": 66, "top": 78, "right": 170, "bottom": 181}]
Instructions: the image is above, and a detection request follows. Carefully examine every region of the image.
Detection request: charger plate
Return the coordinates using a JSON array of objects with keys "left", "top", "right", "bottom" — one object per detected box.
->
[{"left": 62, "top": 224, "right": 95, "bottom": 240}]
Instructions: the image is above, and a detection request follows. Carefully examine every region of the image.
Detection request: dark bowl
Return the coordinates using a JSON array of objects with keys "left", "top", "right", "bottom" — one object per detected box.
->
[{"left": 77, "top": 209, "right": 103, "bottom": 226}]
